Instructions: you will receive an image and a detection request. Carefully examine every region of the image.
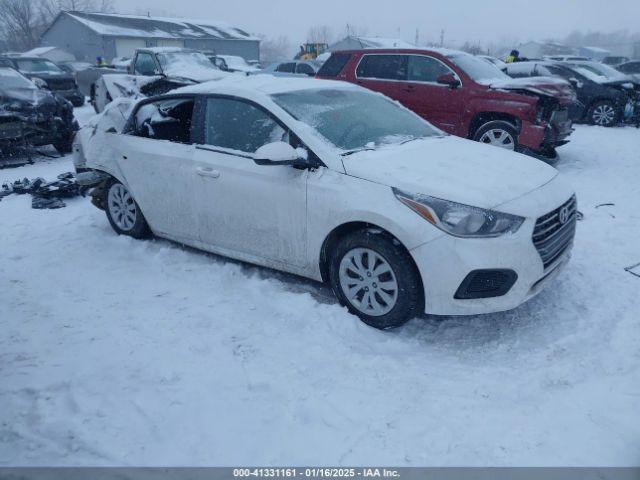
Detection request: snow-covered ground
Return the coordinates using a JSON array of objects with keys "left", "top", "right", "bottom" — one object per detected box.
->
[{"left": 1, "top": 107, "right": 639, "bottom": 466}]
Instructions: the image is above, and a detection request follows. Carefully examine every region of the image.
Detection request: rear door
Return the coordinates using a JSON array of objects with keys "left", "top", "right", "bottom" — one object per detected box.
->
[
  {"left": 116, "top": 96, "right": 199, "bottom": 241},
  {"left": 192, "top": 96, "right": 308, "bottom": 267},
  {"left": 401, "top": 54, "right": 464, "bottom": 133},
  {"left": 354, "top": 54, "right": 408, "bottom": 103}
]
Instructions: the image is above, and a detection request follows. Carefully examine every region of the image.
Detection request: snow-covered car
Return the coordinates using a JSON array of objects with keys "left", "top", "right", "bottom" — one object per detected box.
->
[
  {"left": 256, "top": 61, "right": 318, "bottom": 77},
  {"left": 210, "top": 54, "right": 260, "bottom": 73},
  {"left": 74, "top": 76, "right": 576, "bottom": 329},
  {"left": 0, "top": 67, "right": 78, "bottom": 154},
  {"left": 91, "top": 48, "right": 231, "bottom": 113}
]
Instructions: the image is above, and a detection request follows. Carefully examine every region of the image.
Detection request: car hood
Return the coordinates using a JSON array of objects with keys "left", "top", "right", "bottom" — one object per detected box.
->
[
  {"left": 162, "top": 64, "right": 230, "bottom": 83},
  {"left": 485, "top": 76, "right": 577, "bottom": 105},
  {"left": 341, "top": 135, "right": 558, "bottom": 210},
  {"left": 0, "top": 87, "right": 56, "bottom": 107}
]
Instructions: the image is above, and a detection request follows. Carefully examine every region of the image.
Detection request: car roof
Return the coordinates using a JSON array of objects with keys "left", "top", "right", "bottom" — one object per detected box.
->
[
  {"left": 331, "top": 47, "right": 466, "bottom": 57},
  {"left": 174, "top": 74, "right": 360, "bottom": 97}
]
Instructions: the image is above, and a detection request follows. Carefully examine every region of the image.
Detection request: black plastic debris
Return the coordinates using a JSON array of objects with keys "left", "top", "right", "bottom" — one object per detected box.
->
[
  {"left": 32, "top": 196, "right": 66, "bottom": 209},
  {"left": 0, "top": 172, "right": 80, "bottom": 209}
]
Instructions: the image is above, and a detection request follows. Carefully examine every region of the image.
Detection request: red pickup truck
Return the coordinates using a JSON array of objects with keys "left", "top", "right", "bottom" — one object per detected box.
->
[{"left": 317, "top": 48, "right": 576, "bottom": 160}]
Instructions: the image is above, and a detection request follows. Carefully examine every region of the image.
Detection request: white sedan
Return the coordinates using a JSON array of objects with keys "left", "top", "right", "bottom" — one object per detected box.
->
[{"left": 74, "top": 76, "right": 576, "bottom": 329}]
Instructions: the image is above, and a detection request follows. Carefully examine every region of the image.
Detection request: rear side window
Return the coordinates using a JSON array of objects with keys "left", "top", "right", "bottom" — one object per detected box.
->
[
  {"left": 407, "top": 56, "right": 452, "bottom": 82},
  {"left": 296, "top": 63, "right": 315, "bottom": 76},
  {"left": 276, "top": 63, "right": 295, "bottom": 73},
  {"left": 133, "top": 97, "right": 195, "bottom": 143},
  {"left": 317, "top": 53, "right": 351, "bottom": 77},
  {"left": 356, "top": 55, "right": 407, "bottom": 81},
  {"left": 204, "top": 97, "right": 286, "bottom": 154},
  {"left": 619, "top": 62, "right": 640, "bottom": 74}
]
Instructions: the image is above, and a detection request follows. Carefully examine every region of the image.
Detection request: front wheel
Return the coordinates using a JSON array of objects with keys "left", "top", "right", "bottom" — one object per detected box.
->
[
  {"left": 105, "top": 180, "right": 150, "bottom": 239},
  {"left": 329, "top": 229, "right": 423, "bottom": 329},
  {"left": 473, "top": 120, "right": 518, "bottom": 151},
  {"left": 588, "top": 100, "right": 619, "bottom": 126}
]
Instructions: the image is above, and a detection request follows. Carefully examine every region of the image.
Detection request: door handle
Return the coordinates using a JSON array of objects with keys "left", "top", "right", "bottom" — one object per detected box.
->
[
  {"left": 402, "top": 85, "right": 415, "bottom": 93},
  {"left": 196, "top": 167, "right": 220, "bottom": 179}
]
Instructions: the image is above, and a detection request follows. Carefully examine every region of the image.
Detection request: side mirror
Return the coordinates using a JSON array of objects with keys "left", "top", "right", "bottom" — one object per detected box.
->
[
  {"left": 568, "top": 77, "right": 583, "bottom": 89},
  {"left": 253, "top": 141, "right": 310, "bottom": 167},
  {"left": 33, "top": 77, "right": 49, "bottom": 89},
  {"left": 436, "top": 73, "right": 461, "bottom": 88}
]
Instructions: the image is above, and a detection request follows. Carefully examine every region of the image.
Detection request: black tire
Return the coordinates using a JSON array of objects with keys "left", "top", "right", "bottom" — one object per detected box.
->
[
  {"left": 587, "top": 100, "right": 619, "bottom": 127},
  {"left": 104, "top": 179, "right": 150, "bottom": 239},
  {"left": 329, "top": 229, "right": 423, "bottom": 329},
  {"left": 472, "top": 120, "right": 519, "bottom": 151}
]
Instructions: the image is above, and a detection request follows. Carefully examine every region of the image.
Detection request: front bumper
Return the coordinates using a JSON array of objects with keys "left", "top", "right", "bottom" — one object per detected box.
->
[
  {"left": 410, "top": 183, "right": 576, "bottom": 316},
  {"left": 518, "top": 112, "right": 573, "bottom": 159}
]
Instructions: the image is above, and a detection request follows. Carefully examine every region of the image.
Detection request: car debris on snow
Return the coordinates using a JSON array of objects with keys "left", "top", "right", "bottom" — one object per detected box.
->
[{"left": 0, "top": 172, "right": 82, "bottom": 208}]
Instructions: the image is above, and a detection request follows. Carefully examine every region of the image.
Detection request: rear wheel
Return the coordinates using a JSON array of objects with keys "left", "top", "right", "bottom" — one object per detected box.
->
[
  {"left": 588, "top": 100, "right": 618, "bottom": 126},
  {"left": 329, "top": 229, "right": 423, "bottom": 329},
  {"left": 105, "top": 180, "right": 150, "bottom": 239},
  {"left": 473, "top": 120, "right": 518, "bottom": 151}
]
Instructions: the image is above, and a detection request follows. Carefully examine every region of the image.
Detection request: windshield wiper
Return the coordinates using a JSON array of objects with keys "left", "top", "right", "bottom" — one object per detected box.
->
[{"left": 341, "top": 146, "right": 376, "bottom": 156}]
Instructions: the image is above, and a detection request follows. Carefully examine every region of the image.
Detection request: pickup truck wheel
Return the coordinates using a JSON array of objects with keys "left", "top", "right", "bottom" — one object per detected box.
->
[
  {"left": 588, "top": 100, "right": 618, "bottom": 126},
  {"left": 473, "top": 121, "right": 518, "bottom": 151},
  {"left": 105, "top": 180, "right": 150, "bottom": 239},
  {"left": 329, "top": 229, "right": 423, "bottom": 330}
]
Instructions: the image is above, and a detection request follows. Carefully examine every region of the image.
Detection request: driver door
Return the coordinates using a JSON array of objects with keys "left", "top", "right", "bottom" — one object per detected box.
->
[{"left": 192, "top": 96, "right": 308, "bottom": 267}]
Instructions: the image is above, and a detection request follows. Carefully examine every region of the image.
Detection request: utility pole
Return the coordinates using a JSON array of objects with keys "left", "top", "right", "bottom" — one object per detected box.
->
[
  {"left": 415, "top": 28, "right": 419, "bottom": 46},
  {"left": 440, "top": 29, "right": 445, "bottom": 47}
]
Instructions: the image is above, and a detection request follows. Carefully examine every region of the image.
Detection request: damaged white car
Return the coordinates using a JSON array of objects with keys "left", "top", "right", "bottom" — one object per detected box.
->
[{"left": 74, "top": 76, "right": 576, "bottom": 329}]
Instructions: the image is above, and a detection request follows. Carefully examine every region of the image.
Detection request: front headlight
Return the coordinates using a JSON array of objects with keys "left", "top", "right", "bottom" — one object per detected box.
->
[{"left": 394, "top": 188, "right": 524, "bottom": 238}]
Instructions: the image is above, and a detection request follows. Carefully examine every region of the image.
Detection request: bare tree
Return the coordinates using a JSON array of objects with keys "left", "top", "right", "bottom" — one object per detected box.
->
[
  {"left": 259, "top": 34, "right": 293, "bottom": 64},
  {"left": 307, "top": 25, "right": 333, "bottom": 44},
  {"left": 0, "top": 0, "right": 46, "bottom": 50},
  {"left": 0, "top": 0, "right": 114, "bottom": 51}
]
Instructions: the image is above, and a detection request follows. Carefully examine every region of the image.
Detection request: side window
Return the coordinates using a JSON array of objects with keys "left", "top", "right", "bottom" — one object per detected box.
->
[
  {"left": 296, "top": 63, "right": 315, "bottom": 76},
  {"left": 619, "top": 62, "right": 640, "bottom": 74},
  {"left": 134, "top": 53, "right": 157, "bottom": 75},
  {"left": 276, "top": 63, "right": 296, "bottom": 73},
  {"left": 407, "top": 56, "right": 453, "bottom": 82},
  {"left": 133, "top": 97, "right": 194, "bottom": 143},
  {"left": 204, "top": 97, "right": 286, "bottom": 153},
  {"left": 356, "top": 55, "right": 407, "bottom": 81}
]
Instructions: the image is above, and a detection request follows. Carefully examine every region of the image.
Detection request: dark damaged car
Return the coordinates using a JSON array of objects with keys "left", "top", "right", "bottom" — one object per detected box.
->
[
  {"left": 0, "top": 67, "right": 78, "bottom": 155},
  {"left": 0, "top": 56, "right": 85, "bottom": 107},
  {"left": 504, "top": 60, "right": 640, "bottom": 127},
  {"left": 318, "top": 48, "right": 576, "bottom": 160}
]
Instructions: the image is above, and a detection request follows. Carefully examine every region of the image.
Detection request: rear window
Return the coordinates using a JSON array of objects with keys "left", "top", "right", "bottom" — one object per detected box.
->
[{"left": 317, "top": 53, "right": 351, "bottom": 77}]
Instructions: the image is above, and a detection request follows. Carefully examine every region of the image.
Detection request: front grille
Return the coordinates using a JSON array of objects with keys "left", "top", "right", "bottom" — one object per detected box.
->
[{"left": 533, "top": 195, "right": 577, "bottom": 269}]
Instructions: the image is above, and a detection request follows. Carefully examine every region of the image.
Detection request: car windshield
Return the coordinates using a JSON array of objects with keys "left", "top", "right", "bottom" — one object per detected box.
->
[
  {"left": 156, "top": 52, "right": 216, "bottom": 71},
  {"left": 447, "top": 53, "right": 511, "bottom": 83},
  {"left": 220, "top": 56, "right": 250, "bottom": 69},
  {"left": 569, "top": 62, "right": 628, "bottom": 82},
  {"left": 16, "top": 58, "right": 63, "bottom": 73},
  {"left": 0, "top": 68, "right": 35, "bottom": 89},
  {"left": 272, "top": 88, "right": 441, "bottom": 152}
]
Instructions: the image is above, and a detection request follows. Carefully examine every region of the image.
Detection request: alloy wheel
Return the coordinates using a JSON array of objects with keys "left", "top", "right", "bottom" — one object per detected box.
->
[
  {"left": 479, "top": 129, "right": 515, "bottom": 149},
  {"left": 592, "top": 104, "right": 616, "bottom": 126},
  {"left": 339, "top": 248, "right": 399, "bottom": 316},
  {"left": 107, "top": 184, "right": 137, "bottom": 231}
]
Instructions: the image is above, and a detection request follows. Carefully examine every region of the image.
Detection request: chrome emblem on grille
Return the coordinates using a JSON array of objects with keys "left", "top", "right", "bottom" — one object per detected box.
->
[{"left": 559, "top": 206, "right": 570, "bottom": 224}]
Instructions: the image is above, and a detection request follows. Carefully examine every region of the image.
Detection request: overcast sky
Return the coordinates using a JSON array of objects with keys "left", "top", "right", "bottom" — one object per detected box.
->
[{"left": 114, "top": 0, "right": 639, "bottom": 48}]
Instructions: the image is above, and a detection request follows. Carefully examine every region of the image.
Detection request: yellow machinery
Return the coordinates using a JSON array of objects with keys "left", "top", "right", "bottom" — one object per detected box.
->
[{"left": 295, "top": 43, "right": 328, "bottom": 61}]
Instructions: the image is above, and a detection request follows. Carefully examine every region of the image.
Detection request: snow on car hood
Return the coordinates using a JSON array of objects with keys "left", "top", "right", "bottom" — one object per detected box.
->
[
  {"left": 483, "top": 76, "right": 577, "bottom": 105},
  {"left": 341, "top": 135, "right": 558, "bottom": 210},
  {"left": 162, "top": 64, "right": 230, "bottom": 83}
]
